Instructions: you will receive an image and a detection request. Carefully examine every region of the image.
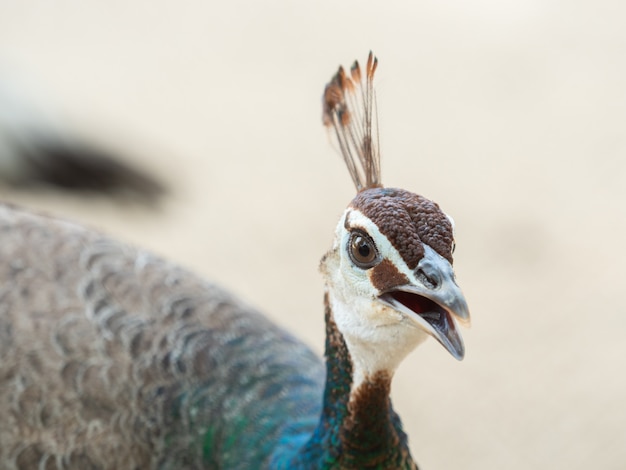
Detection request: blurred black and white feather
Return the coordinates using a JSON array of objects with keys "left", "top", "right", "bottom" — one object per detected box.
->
[{"left": 0, "top": 76, "right": 165, "bottom": 201}]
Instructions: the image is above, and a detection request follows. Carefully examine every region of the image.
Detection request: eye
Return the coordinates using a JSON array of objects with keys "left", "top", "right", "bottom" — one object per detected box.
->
[{"left": 348, "top": 230, "right": 380, "bottom": 269}]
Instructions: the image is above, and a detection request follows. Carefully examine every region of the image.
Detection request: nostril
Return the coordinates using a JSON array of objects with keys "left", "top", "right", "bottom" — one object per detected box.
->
[{"left": 416, "top": 268, "right": 440, "bottom": 290}]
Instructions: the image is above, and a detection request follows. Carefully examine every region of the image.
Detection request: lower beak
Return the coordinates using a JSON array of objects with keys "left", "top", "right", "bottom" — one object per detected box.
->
[{"left": 378, "top": 246, "right": 470, "bottom": 360}]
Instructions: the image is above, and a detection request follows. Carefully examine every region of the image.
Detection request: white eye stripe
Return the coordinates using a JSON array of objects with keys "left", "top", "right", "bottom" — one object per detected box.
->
[
  {"left": 340, "top": 209, "right": 412, "bottom": 275},
  {"left": 445, "top": 214, "right": 457, "bottom": 255},
  {"left": 445, "top": 213, "right": 455, "bottom": 235}
]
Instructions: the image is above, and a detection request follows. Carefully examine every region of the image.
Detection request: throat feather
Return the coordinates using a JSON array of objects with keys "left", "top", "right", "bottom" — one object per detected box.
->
[
  {"left": 300, "top": 292, "right": 416, "bottom": 468},
  {"left": 341, "top": 371, "right": 412, "bottom": 468},
  {"left": 345, "top": 370, "right": 392, "bottom": 431}
]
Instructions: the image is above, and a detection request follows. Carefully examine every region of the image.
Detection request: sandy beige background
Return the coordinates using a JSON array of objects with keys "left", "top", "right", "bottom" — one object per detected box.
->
[{"left": 0, "top": 2, "right": 624, "bottom": 469}]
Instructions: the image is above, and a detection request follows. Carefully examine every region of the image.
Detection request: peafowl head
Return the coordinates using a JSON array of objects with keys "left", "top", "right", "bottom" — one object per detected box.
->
[{"left": 320, "top": 53, "right": 470, "bottom": 386}]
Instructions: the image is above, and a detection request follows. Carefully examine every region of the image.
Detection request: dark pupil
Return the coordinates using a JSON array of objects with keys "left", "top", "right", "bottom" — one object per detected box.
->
[
  {"left": 349, "top": 232, "right": 377, "bottom": 268},
  {"left": 357, "top": 239, "right": 371, "bottom": 258}
]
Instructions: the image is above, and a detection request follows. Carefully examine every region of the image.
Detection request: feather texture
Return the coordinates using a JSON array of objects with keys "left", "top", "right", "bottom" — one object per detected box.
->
[
  {"left": 323, "top": 51, "right": 381, "bottom": 191},
  {"left": 0, "top": 204, "right": 324, "bottom": 469}
]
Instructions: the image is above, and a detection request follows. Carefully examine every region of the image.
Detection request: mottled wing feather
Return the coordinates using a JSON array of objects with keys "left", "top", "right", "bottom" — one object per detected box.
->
[{"left": 0, "top": 205, "right": 324, "bottom": 470}]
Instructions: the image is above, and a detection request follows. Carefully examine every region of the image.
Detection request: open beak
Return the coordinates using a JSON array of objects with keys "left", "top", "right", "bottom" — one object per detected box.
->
[{"left": 378, "top": 245, "right": 470, "bottom": 360}]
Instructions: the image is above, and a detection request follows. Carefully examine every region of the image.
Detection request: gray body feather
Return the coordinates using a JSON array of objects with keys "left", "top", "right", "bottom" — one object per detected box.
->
[{"left": 0, "top": 204, "right": 324, "bottom": 469}]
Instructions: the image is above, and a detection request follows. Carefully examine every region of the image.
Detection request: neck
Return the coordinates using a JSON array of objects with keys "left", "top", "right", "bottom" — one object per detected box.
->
[{"left": 276, "top": 292, "right": 417, "bottom": 469}]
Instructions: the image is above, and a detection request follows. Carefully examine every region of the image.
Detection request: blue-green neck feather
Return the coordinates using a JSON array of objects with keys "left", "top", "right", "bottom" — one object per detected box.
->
[
  {"left": 156, "top": 296, "right": 416, "bottom": 469},
  {"left": 271, "top": 293, "right": 417, "bottom": 469}
]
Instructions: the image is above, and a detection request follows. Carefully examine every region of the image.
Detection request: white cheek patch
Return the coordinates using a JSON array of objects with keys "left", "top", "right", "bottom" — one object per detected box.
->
[
  {"left": 326, "top": 209, "right": 432, "bottom": 389},
  {"left": 330, "top": 292, "right": 429, "bottom": 389}
]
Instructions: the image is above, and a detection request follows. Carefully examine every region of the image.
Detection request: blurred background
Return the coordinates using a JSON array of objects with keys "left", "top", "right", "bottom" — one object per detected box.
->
[{"left": 0, "top": 1, "right": 624, "bottom": 468}]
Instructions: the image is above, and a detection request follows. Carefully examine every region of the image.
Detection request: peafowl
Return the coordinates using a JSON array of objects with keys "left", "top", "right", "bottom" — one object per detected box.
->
[{"left": 0, "top": 53, "right": 469, "bottom": 469}]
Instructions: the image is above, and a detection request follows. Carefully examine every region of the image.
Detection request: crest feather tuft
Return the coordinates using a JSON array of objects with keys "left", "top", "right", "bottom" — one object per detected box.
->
[{"left": 323, "top": 51, "right": 381, "bottom": 192}]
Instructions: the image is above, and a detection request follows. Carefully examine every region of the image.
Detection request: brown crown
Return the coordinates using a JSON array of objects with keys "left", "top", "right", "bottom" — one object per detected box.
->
[{"left": 350, "top": 187, "right": 454, "bottom": 268}]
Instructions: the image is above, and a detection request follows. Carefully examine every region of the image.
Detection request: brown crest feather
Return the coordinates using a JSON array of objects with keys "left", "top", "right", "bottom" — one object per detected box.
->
[{"left": 323, "top": 51, "right": 381, "bottom": 192}]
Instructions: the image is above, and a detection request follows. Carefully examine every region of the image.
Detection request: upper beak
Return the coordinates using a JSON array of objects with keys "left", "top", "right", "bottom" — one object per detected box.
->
[{"left": 378, "top": 245, "right": 470, "bottom": 360}]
